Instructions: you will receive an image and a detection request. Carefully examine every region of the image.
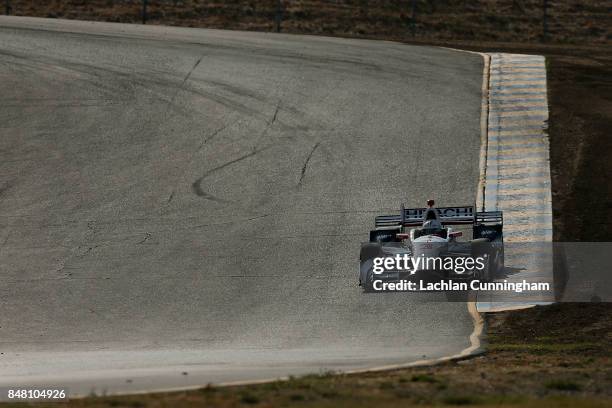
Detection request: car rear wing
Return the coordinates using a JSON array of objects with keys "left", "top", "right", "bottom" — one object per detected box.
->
[{"left": 375, "top": 205, "right": 476, "bottom": 227}]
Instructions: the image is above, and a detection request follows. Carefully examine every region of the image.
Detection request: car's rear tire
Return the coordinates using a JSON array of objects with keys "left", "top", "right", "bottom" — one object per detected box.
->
[{"left": 472, "top": 239, "right": 499, "bottom": 282}]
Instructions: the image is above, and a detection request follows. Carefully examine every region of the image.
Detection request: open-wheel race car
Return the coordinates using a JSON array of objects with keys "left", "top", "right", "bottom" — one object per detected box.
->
[{"left": 359, "top": 200, "right": 504, "bottom": 292}]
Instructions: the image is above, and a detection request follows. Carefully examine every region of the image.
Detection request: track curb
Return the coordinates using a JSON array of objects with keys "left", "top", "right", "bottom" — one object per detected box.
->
[{"left": 476, "top": 52, "right": 553, "bottom": 313}]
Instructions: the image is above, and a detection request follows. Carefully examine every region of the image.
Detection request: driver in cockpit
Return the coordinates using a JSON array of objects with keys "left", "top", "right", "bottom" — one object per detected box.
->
[{"left": 421, "top": 219, "right": 445, "bottom": 237}]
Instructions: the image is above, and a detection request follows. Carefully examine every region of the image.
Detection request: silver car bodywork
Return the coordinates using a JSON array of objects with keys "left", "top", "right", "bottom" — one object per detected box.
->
[{"left": 359, "top": 201, "right": 504, "bottom": 291}]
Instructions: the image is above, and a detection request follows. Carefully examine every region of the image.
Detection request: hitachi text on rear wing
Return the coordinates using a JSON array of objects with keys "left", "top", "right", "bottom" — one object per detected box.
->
[{"left": 375, "top": 205, "right": 484, "bottom": 227}]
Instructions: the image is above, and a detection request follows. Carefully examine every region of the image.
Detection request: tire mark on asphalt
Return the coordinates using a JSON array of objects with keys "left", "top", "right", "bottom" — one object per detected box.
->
[
  {"left": 181, "top": 55, "right": 204, "bottom": 88},
  {"left": 198, "top": 123, "right": 230, "bottom": 151},
  {"left": 137, "top": 232, "right": 152, "bottom": 244},
  {"left": 270, "top": 101, "right": 280, "bottom": 125},
  {"left": 168, "top": 54, "right": 205, "bottom": 105},
  {"left": 297, "top": 142, "right": 320, "bottom": 187},
  {"left": 191, "top": 146, "right": 271, "bottom": 201},
  {"left": 163, "top": 120, "right": 237, "bottom": 210},
  {"left": 190, "top": 188, "right": 229, "bottom": 203}
]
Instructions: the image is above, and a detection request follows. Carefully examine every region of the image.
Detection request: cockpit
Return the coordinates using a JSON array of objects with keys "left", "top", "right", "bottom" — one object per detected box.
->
[
  {"left": 413, "top": 224, "right": 448, "bottom": 239},
  {"left": 413, "top": 206, "right": 447, "bottom": 238}
]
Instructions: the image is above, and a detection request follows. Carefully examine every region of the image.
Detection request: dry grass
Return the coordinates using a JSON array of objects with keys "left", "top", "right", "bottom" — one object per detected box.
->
[{"left": 6, "top": 0, "right": 612, "bottom": 45}]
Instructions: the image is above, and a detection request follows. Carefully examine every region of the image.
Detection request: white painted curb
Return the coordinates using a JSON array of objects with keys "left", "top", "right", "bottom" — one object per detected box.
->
[{"left": 476, "top": 53, "right": 553, "bottom": 313}]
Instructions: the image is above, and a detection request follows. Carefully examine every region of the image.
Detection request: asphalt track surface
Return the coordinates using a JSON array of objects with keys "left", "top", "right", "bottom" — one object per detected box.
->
[{"left": 0, "top": 17, "right": 484, "bottom": 395}]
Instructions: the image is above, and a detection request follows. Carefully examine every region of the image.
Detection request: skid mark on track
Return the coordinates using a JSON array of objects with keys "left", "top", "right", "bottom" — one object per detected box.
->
[
  {"left": 137, "top": 232, "right": 152, "bottom": 245},
  {"left": 200, "top": 124, "right": 228, "bottom": 148},
  {"left": 200, "top": 148, "right": 265, "bottom": 179},
  {"left": 190, "top": 181, "right": 230, "bottom": 203},
  {"left": 192, "top": 147, "right": 270, "bottom": 201},
  {"left": 181, "top": 56, "right": 203, "bottom": 87},
  {"left": 297, "top": 142, "right": 320, "bottom": 187},
  {"left": 270, "top": 101, "right": 280, "bottom": 125},
  {"left": 169, "top": 54, "right": 205, "bottom": 105},
  {"left": 163, "top": 121, "right": 237, "bottom": 209}
]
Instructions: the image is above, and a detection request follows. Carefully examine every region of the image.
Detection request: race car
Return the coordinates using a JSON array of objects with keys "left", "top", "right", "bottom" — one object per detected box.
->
[{"left": 359, "top": 200, "right": 504, "bottom": 291}]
